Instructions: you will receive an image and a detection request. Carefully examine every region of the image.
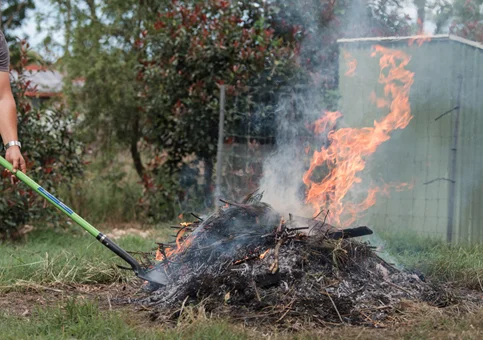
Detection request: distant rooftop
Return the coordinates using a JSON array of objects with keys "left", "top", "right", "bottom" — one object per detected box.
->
[{"left": 23, "top": 64, "right": 63, "bottom": 98}]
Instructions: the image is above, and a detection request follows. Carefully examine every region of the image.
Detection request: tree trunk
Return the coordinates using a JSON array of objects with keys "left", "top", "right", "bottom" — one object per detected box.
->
[
  {"left": 414, "top": 0, "right": 426, "bottom": 30},
  {"left": 131, "top": 116, "right": 144, "bottom": 179},
  {"left": 64, "top": 0, "right": 72, "bottom": 56}
]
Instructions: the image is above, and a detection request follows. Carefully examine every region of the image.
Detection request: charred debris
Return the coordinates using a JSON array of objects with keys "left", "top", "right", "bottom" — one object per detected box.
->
[{"left": 131, "top": 191, "right": 456, "bottom": 328}]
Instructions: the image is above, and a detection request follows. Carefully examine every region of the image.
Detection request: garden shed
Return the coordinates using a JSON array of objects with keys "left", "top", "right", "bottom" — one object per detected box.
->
[{"left": 337, "top": 34, "right": 483, "bottom": 243}]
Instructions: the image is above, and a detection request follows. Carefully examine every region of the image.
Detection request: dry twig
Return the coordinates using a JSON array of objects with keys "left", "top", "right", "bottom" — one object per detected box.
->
[{"left": 324, "top": 290, "right": 344, "bottom": 324}]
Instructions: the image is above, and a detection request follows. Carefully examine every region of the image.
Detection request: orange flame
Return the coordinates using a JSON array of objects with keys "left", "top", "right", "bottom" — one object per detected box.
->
[
  {"left": 168, "top": 232, "right": 194, "bottom": 258},
  {"left": 156, "top": 224, "right": 197, "bottom": 261},
  {"left": 303, "top": 45, "right": 414, "bottom": 227},
  {"left": 259, "top": 249, "right": 270, "bottom": 260},
  {"left": 408, "top": 34, "right": 431, "bottom": 47},
  {"left": 233, "top": 257, "right": 249, "bottom": 265},
  {"left": 157, "top": 235, "right": 195, "bottom": 261},
  {"left": 343, "top": 51, "right": 357, "bottom": 77},
  {"left": 370, "top": 91, "right": 390, "bottom": 109},
  {"left": 155, "top": 247, "right": 164, "bottom": 261},
  {"left": 408, "top": 18, "right": 431, "bottom": 47},
  {"left": 175, "top": 228, "right": 187, "bottom": 249},
  {"left": 313, "top": 111, "right": 342, "bottom": 134}
]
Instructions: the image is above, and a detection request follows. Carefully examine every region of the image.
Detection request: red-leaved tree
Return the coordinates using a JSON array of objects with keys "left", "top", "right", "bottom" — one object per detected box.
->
[
  {"left": 137, "top": 0, "right": 306, "bottom": 218},
  {"left": 449, "top": 0, "right": 483, "bottom": 43}
]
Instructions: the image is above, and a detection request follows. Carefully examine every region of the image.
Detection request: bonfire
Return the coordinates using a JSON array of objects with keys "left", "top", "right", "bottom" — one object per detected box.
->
[
  {"left": 134, "top": 192, "right": 454, "bottom": 329},
  {"left": 128, "top": 39, "right": 463, "bottom": 328}
]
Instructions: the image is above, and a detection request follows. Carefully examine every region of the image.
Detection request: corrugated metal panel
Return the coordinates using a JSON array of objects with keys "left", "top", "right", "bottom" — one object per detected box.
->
[
  {"left": 469, "top": 46, "right": 479, "bottom": 242},
  {"left": 453, "top": 41, "right": 483, "bottom": 243},
  {"left": 337, "top": 38, "right": 483, "bottom": 243},
  {"left": 434, "top": 40, "right": 453, "bottom": 241},
  {"left": 477, "top": 51, "right": 483, "bottom": 243},
  {"left": 454, "top": 42, "right": 466, "bottom": 243}
]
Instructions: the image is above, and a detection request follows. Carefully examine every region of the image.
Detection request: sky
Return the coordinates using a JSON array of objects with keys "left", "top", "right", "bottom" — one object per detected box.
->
[{"left": 10, "top": 0, "right": 61, "bottom": 53}]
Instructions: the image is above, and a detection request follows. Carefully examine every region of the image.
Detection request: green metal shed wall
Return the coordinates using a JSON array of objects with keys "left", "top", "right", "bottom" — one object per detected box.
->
[
  {"left": 337, "top": 38, "right": 483, "bottom": 243},
  {"left": 452, "top": 41, "right": 483, "bottom": 244}
]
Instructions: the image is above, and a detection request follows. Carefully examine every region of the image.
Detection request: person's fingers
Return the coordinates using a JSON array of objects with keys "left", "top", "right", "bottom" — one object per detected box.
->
[
  {"left": 20, "top": 157, "right": 27, "bottom": 173},
  {"left": 12, "top": 157, "right": 19, "bottom": 173}
]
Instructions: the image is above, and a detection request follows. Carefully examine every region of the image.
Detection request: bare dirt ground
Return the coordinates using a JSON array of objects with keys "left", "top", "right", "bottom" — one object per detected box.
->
[{"left": 0, "top": 283, "right": 132, "bottom": 316}]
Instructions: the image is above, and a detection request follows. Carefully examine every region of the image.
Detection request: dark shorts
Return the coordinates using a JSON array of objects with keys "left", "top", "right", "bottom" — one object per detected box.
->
[{"left": 0, "top": 31, "right": 10, "bottom": 72}]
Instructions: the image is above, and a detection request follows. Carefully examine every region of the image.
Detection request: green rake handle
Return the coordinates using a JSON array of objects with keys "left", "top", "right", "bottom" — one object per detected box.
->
[{"left": 0, "top": 155, "right": 143, "bottom": 273}]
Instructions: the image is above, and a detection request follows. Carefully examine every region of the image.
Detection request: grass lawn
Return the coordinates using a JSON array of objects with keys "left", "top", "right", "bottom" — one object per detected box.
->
[
  {"left": 0, "top": 297, "right": 482, "bottom": 339},
  {"left": 0, "top": 226, "right": 482, "bottom": 339},
  {"left": 370, "top": 229, "right": 483, "bottom": 291},
  {"left": 0, "top": 299, "right": 252, "bottom": 340}
]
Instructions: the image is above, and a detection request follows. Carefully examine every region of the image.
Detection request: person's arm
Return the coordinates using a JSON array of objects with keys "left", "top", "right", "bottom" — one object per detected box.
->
[
  {"left": 0, "top": 31, "right": 26, "bottom": 178},
  {"left": 0, "top": 72, "right": 26, "bottom": 173}
]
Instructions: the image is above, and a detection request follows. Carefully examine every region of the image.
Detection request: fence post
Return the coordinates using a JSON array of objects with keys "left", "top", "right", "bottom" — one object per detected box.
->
[{"left": 215, "top": 85, "right": 226, "bottom": 210}]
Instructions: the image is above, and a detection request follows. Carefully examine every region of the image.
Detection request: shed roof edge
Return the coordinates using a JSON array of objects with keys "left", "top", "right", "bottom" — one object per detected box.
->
[{"left": 337, "top": 34, "right": 483, "bottom": 51}]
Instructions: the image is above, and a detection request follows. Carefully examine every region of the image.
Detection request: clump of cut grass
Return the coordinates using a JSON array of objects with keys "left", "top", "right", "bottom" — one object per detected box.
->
[
  {"left": 0, "top": 228, "right": 167, "bottom": 290},
  {"left": 0, "top": 250, "right": 124, "bottom": 289}
]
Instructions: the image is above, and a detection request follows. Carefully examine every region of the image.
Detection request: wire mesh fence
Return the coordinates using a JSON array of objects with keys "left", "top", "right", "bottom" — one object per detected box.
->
[{"left": 215, "top": 84, "right": 327, "bottom": 204}]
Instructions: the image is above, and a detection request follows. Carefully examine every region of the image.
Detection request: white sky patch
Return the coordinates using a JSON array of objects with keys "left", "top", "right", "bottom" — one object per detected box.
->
[{"left": 9, "top": 0, "right": 64, "bottom": 54}]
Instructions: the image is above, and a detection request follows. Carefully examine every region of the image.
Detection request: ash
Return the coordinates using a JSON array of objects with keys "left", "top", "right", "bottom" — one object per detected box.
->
[{"left": 138, "top": 199, "right": 455, "bottom": 328}]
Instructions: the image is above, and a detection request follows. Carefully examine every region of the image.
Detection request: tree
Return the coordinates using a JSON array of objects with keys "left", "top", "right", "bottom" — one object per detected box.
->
[
  {"left": 40, "top": 1, "right": 201, "bottom": 220},
  {"left": 428, "top": 0, "right": 454, "bottom": 34},
  {"left": 263, "top": 0, "right": 411, "bottom": 111},
  {"left": 44, "top": 0, "right": 165, "bottom": 179},
  {"left": 141, "top": 1, "right": 302, "bottom": 169},
  {"left": 43, "top": 0, "right": 305, "bottom": 218},
  {"left": 44, "top": 0, "right": 413, "bottom": 220},
  {"left": 449, "top": 0, "right": 483, "bottom": 42},
  {"left": 138, "top": 0, "right": 305, "bottom": 216},
  {"left": 426, "top": 0, "right": 483, "bottom": 42},
  {"left": 1, "top": 0, "right": 40, "bottom": 65},
  {"left": 0, "top": 0, "right": 35, "bottom": 40},
  {"left": 414, "top": 0, "right": 427, "bottom": 27}
]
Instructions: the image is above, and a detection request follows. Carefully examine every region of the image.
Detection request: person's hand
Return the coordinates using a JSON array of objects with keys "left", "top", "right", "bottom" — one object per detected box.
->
[{"left": 5, "top": 146, "right": 26, "bottom": 184}]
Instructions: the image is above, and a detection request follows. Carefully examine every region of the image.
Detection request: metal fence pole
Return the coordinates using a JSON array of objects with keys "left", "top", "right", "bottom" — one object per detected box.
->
[{"left": 215, "top": 85, "right": 226, "bottom": 210}]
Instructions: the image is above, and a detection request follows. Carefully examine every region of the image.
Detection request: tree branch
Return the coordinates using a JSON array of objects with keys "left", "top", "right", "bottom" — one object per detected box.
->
[{"left": 84, "top": 0, "right": 98, "bottom": 21}]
